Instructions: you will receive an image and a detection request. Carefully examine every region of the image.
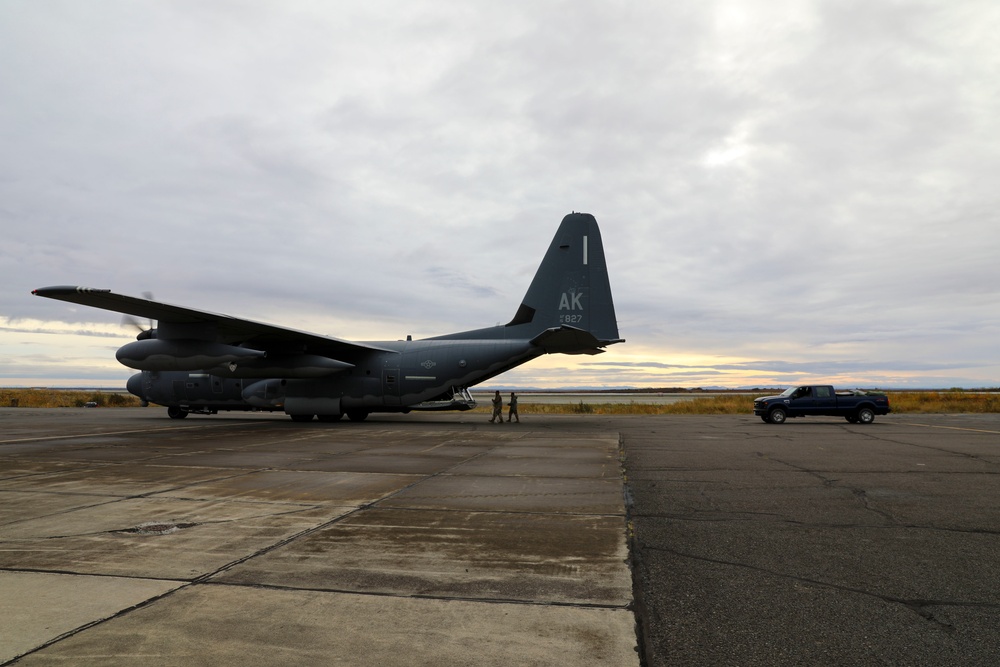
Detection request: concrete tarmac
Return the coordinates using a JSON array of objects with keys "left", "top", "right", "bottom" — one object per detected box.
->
[
  {"left": 0, "top": 408, "right": 635, "bottom": 666},
  {"left": 2, "top": 409, "right": 999, "bottom": 665}
]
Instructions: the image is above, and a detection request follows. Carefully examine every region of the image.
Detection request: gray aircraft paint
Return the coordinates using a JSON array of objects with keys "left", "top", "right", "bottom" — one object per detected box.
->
[{"left": 33, "top": 213, "right": 623, "bottom": 421}]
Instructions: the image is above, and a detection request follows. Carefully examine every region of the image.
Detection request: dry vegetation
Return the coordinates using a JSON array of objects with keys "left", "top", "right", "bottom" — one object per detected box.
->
[
  {"left": 1, "top": 389, "right": 142, "bottom": 409},
  {"left": 482, "top": 391, "right": 1000, "bottom": 415},
  {"left": 885, "top": 391, "right": 1000, "bottom": 414},
  {"left": 2, "top": 389, "right": 998, "bottom": 414}
]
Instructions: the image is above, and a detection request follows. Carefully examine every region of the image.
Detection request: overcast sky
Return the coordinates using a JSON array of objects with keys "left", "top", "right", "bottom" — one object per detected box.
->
[{"left": 2, "top": 1, "right": 998, "bottom": 390}]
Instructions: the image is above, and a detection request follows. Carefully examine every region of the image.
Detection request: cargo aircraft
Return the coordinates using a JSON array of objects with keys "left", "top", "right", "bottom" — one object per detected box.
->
[{"left": 33, "top": 212, "right": 623, "bottom": 421}]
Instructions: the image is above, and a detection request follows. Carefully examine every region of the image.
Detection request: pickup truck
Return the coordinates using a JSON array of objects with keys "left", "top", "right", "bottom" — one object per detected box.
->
[{"left": 753, "top": 385, "right": 891, "bottom": 424}]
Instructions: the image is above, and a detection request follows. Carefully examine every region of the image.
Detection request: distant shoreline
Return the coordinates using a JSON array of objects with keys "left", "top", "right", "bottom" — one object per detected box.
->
[
  {"left": 3, "top": 387, "right": 998, "bottom": 413},
  {"left": 3, "top": 386, "right": 998, "bottom": 393}
]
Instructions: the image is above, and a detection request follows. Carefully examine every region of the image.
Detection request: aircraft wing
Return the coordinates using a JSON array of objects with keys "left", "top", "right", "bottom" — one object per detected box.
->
[{"left": 31, "top": 286, "right": 396, "bottom": 355}]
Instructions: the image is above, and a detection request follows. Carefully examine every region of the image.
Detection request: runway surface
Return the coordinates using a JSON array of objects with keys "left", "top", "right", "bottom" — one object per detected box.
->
[
  {"left": 625, "top": 413, "right": 1000, "bottom": 666},
  {"left": 2, "top": 409, "right": 999, "bottom": 665}
]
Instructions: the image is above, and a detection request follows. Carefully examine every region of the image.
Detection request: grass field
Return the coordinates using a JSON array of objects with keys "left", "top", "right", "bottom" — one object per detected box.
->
[
  {"left": 0, "top": 389, "right": 143, "bottom": 409},
  {"left": 3, "top": 389, "right": 998, "bottom": 414},
  {"left": 490, "top": 391, "right": 1000, "bottom": 415}
]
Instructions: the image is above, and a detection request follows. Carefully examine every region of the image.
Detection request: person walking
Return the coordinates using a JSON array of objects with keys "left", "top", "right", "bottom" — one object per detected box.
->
[
  {"left": 507, "top": 392, "right": 519, "bottom": 423},
  {"left": 489, "top": 390, "right": 503, "bottom": 423}
]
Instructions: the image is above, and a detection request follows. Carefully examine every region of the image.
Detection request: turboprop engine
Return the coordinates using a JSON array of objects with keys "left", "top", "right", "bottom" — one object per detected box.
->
[
  {"left": 242, "top": 379, "right": 286, "bottom": 408},
  {"left": 116, "top": 339, "right": 266, "bottom": 371}
]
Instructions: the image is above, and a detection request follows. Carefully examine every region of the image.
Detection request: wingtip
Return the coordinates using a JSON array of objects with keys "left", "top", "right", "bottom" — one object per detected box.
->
[{"left": 33, "top": 286, "right": 111, "bottom": 297}]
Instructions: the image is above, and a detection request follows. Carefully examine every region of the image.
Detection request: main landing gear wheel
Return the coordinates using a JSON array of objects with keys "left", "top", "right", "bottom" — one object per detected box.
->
[
  {"left": 167, "top": 406, "right": 188, "bottom": 419},
  {"left": 768, "top": 407, "right": 787, "bottom": 424},
  {"left": 289, "top": 414, "right": 314, "bottom": 422},
  {"left": 346, "top": 410, "right": 369, "bottom": 422}
]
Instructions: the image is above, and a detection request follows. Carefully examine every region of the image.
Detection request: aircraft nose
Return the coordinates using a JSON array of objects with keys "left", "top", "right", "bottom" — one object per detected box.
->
[{"left": 126, "top": 373, "right": 147, "bottom": 404}]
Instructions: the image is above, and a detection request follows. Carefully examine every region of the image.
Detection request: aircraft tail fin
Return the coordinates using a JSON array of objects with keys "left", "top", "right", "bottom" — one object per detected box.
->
[{"left": 506, "top": 212, "right": 623, "bottom": 353}]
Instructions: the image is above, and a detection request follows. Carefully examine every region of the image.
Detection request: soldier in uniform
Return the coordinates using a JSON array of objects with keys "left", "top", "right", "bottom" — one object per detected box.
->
[
  {"left": 507, "top": 392, "right": 519, "bottom": 422},
  {"left": 490, "top": 390, "right": 503, "bottom": 423}
]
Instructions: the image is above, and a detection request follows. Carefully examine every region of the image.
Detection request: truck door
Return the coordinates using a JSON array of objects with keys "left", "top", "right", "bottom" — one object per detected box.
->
[
  {"left": 813, "top": 386, "right": 837, "bottom": 415},
  {"left": 787, "top": 386, "right": 815, "bottom": 415}
]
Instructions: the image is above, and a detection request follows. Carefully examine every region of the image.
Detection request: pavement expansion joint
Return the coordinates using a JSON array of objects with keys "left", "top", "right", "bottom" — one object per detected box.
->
[
  {"left": 202, "top": 578, "right": 634, "bottom": 611},
  {"left": 1, "top": 412, "right": 639, "bottom": 666}
]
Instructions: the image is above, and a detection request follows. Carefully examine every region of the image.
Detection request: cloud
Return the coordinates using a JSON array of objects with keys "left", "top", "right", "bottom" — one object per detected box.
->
[{"left": 2, "top": 1, "right": 998, "bottom": 388}]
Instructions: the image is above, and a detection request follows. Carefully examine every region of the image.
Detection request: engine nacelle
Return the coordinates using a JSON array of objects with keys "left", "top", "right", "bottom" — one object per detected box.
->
[
  {"left": 243, "top": 379, "right": 286, "bottom": 408},
  {"left": 208, "top": 354, "right": 353, "bottom": 379},
  {"left": 116, "top": 339, "right": 266, "bottom": 371}
]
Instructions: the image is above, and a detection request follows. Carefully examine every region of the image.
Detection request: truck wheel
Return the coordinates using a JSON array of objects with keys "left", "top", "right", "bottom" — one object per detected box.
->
[
  {"left": 760, "top": 416, "right": 770, "bottom": 423},
  {"left": 845, "top": 416, "right": 858, "bottom": 423},
  {"left": 857, "top": 407, "right": 876, "bottom": 424},
  {"left": 768, "top": 407, "right": 787, "bottom": 424},
  {"left": 167, "top": 406, "right": 188, "bottom": 419}
]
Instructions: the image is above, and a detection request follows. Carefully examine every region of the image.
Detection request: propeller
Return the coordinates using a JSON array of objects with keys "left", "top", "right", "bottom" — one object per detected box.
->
[{"left": 122, "top": 291, "right": 156, "bottom": 340}]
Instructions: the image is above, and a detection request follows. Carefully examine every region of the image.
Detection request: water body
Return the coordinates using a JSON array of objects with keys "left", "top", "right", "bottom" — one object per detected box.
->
[{"left": 471, "top": 392, "right": 753, "bottom": 405}]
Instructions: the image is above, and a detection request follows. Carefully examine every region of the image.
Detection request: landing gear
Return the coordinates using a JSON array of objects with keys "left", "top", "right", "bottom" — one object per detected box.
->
[
  {"left": 289, "top": 412, "right": 367, "bottom": 423},
  {"left": 167, "top": 406, "right": 188, "bottom": 419}
]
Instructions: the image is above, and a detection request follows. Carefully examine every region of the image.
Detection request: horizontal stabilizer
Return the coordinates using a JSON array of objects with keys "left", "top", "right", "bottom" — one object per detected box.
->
[{"left": 530, "top": 326, "right": 623, "bottom": 355}]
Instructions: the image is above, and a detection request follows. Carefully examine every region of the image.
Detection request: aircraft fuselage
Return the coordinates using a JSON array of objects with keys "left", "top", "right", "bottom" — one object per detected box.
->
[{"left": 127, "top": 336, "right": 541, "bottom": 418}]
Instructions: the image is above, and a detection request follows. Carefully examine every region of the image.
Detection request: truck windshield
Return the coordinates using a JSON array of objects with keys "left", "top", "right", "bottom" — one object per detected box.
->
[{"left": 779, "top": 387, "right": 798, "bottom": 397}]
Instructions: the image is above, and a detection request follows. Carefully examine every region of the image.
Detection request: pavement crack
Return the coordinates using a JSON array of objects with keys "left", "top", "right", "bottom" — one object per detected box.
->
[
  {"left": 641, "top": 543, "right": 999, "bottom": 628},
  {"left": 861, "top": 431, "right": 1000, "bottom": 466},
  {"left": 848, "top": 486, "right": 897, "bottom": 522},
  {"left": 770, "top": 457, "right": 900, "bottom": 523},
  {"left": 0, "top": 579, "right": 192, "bottom": 666}
]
